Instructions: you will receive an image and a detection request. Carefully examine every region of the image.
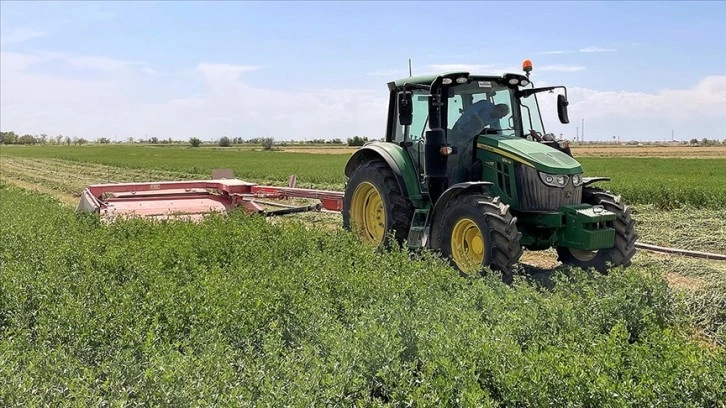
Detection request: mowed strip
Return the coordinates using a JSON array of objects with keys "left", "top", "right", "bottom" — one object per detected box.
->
[{"left": 0, "top": 156, "right": 201, "bottom": 203}]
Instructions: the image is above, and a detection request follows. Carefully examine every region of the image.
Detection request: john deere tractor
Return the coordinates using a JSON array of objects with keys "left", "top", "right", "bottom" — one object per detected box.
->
[{"left": 342, "top": 60, "right": 637, "bottom": 277}]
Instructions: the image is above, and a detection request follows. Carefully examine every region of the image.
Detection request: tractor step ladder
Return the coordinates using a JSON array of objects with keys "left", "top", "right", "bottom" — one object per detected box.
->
[{"left": 407, "top": 209, "right": 431, "bottom": 249}]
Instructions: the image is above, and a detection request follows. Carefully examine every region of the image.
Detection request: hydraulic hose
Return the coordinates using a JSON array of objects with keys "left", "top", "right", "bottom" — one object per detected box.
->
[
  {"left": 635, "top": 242, "right": 726, "bottom": 261},
  {"left": 263, "top": 204, "right": 322, "bottom": 217}
]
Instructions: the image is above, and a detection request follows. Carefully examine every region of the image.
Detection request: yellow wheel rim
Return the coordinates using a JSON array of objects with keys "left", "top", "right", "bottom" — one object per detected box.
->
[
  {"left": 451, "top": 218, "right": 485, "bottom": 273},
  {"left": 350, "top": 182, "right": 385, "bottom": 244}
]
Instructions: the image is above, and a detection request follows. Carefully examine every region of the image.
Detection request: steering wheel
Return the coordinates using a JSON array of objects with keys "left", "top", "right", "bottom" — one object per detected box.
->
[{"left": 528, "top": 129, "right": 544, "bottom": 141}]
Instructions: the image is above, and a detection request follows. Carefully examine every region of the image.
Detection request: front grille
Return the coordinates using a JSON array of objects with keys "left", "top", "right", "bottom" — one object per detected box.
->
[
  {"left": 515, "top": 164, "right": 582, "bottom": 211},
  {"left": 496, "top": 161, "right": 512, "bottom": 199}
]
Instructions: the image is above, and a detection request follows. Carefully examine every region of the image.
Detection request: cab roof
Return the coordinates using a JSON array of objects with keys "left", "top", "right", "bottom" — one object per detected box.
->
[{"left": 388, "top": 72, "right": 519, "bottom": 91}]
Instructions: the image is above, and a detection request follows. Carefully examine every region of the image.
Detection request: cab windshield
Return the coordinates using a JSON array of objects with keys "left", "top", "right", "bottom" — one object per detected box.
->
[
  {"left": 519, "top": 91, "right": 545, "bottom": 135},
  {"left": 447, "top": 80, "right": 518, "bottom": 139}
]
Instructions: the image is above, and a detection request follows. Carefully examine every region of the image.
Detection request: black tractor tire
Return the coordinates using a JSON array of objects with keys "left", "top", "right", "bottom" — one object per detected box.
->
[
  {"left": 556, "top": 187, "right": 637, "bottom": 273},
  {"left": 342, "top": 159, "right": 414, "bottom": 247},
  {"left": 434, "top": 194, "right": 523, "bottom": 280}
]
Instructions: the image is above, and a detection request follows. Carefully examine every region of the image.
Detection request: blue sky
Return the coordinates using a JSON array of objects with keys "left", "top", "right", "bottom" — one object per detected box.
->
[{"left": 1, "top": 1, "right": 725, "bottom": 142}]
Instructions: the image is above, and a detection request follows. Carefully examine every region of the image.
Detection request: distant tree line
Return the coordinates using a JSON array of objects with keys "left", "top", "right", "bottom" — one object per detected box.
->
[
  {"left": 4, "top": 130, "right": 725, "bottom": 147},
  {"left": 346, "top": 136, "right": 369, "bottom": 146},
  {"left": 688, "top": 138, "right": 723, "bottom": 146},
  {"left": 0, "top": 132, "right": 355, "bottom": 146},
  {"left": 0, "top": 131, "right": 88, "bottom": 145},
  {"left": 214, "top": 137, "right": 346, "bottom": 146}
]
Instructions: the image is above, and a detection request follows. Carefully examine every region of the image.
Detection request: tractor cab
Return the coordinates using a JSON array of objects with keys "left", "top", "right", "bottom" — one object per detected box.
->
[{"left": 387, "top": 69, "right": 575, "bottom": 203}]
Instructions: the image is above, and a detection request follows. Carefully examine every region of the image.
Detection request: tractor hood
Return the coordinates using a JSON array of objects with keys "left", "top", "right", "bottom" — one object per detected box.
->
[{"left": 476, "top": 136, "right": 583, "bottom": 175}]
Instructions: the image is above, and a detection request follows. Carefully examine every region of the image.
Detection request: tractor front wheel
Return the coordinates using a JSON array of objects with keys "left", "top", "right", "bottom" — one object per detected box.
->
[
  {"left": 343, "top": 160, "right": 414, "bottom": 247},
  {"left": 556, "top": 187, "right": 637, "bottom": 272},
  {"left": 435, "top": 194, "right": 522, "bottom": 280}
]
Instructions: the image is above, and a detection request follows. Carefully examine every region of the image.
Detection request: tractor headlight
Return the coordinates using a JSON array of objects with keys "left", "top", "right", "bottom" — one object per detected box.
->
[
  {"left": 538, "top": 171, "right": 569, "bottom": 188},
  {"left": 572, "top": 174, "right": 583, "bottom": 187}
]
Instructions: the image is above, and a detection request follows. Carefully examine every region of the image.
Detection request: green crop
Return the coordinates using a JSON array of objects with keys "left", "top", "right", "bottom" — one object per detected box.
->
[
  {"left": 580, "top": 157, "right": 726, "bottom": 210},
  {"left": 1, "top": 184, "right": 724, "bottom": 406},
  {"left": 2, "top": 145, "right": 724, "bottom": 209},
  {"left": 0, "top": 145, "right": 347, "bottom": 189}
]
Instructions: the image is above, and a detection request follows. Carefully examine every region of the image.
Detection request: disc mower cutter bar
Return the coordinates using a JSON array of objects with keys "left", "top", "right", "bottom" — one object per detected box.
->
[{"left": 77, "top": 178, "right": 344, "bottom": 222}]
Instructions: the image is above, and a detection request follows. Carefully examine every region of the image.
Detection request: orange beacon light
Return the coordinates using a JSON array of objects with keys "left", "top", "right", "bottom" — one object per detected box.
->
[{"left": 522, "top": 59, "right": 533, "bottom": 76}]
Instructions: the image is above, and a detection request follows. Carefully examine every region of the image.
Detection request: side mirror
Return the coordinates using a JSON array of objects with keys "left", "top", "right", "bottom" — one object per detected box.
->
[
  {"left": 398, "top": 92, "right": 413, "bottom": 126},
  {"left": 557, "top": 94, "right": 570, "bottom": 124}
]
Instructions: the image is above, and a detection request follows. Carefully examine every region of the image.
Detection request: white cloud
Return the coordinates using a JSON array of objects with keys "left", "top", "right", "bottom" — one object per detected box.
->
[
  {"left": 424, "top": 64, "right": 522, "bottom": 77},
  {"left": 537, "top": 46, "right": 618, "bottom": 55},
  {"left": 0, "top": 51, "right": 43, "bottom": 71},
  {"left": 425, "top": 53, "right": 479, "bottom": 59},
  {"left": 579, "top": 46, "right": 617, "bottom": 53},
  {"left": 427, "top": 64, "right": 497, "bottom": 73},
  {"left": 537, "top": 65, "right": 586, "bottom": 72},
  {"left": 365, "top": 69, "right": 407, "bottom": 77},
  {"left": 1, "top": 50, "right": 724, "bottom": 142},
  {"left": 539, "top": 76, "right": 726, "bottom": 140},
  {"left": 0, "top": 28, "right": 45, "bottom": 46},
  {"left": 196, "top": 63, "right": 262, "bottom": 78},
  {"left": 0, "top": 50, "right": 151, "bottom": 76},
  {"left": 378, "top": 64, "right": 525, "bottom": 78},
  {"left": 537, "top": 50, "right": 573, "bottom": 55},
  {"left": 43, "top": 51, "right": 148, "bottom": 72},
  {"left": 0, "top": 51, "right": 388, "bottom": 141},
  {"left": 568, "top": 76, "right": 726, "bottom": 120}
]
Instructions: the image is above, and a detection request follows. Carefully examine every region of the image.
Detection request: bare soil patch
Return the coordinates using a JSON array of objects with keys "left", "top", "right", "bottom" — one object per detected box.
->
[
  {"left": 663, "top": 271, "right": 705, "bottom": 291},
  {"left": 571, "top": 144, "right": 726, "bottom": 158},
  {"left": 279, "top": 146, "right": 359, "bottom": 155},
  {"left": 520, "top": 249, "right": 561, "bottom": 269}
]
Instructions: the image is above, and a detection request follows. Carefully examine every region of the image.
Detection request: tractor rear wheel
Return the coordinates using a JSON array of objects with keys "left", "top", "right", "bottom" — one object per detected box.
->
[
  {"left": 556, "top": 187, "right": 637, "bottom": 272},
  {"left": 343, "top": 160, "right": 414, "bottom": 247},
  {"left": 435, "top": 194, "right": 522, "bottom": 280}
]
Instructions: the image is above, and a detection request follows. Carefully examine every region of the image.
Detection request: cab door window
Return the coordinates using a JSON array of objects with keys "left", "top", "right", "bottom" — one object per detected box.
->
[
  {"left": 394, "top": 91, "right": 429, "bottom": 142},
  {"left": 447, "top": 95, "right": 463, "bottom": 130}
]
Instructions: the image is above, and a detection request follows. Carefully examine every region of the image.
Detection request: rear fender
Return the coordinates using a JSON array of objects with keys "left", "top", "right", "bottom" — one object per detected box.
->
[{"left": 345, "top": 142, "right": 424, "bottom": 205}]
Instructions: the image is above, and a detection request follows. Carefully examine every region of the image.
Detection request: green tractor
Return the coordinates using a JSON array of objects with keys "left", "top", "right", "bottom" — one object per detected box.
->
[{"left": 342, "top": 61, "right": 637, "bottom": 278}]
